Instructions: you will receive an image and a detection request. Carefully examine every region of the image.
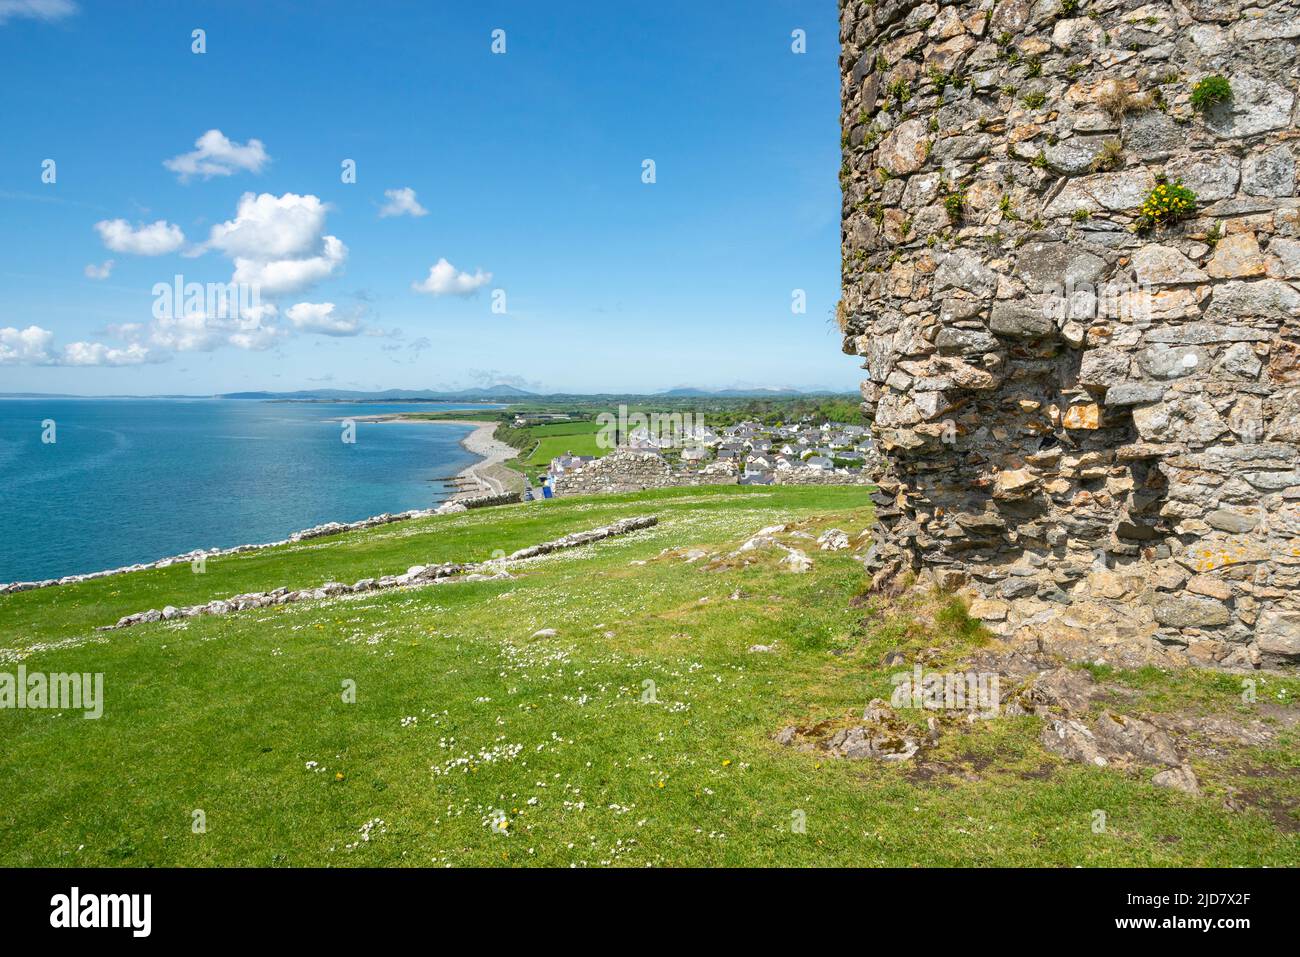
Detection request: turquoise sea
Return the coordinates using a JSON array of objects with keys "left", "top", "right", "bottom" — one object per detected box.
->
[{"left": 0, "top": 399, "right": 496, "bottom": 582}]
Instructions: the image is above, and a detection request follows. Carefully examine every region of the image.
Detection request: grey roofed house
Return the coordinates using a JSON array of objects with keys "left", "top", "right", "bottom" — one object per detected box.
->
[
  {"left": 549, "top": 453, "right": 595, "bottom": 475},
  {"left": 625, "top": 430, "right": 663, "bottom": 450},
  {"left": 715, "top": 448, "right": 740, "bottom": 459},
  {"left": 680, "top": 446, "right": 710, "bottom": 461},
  {"left": 804, "top": 455, "right": 833, "bottom": 470}
]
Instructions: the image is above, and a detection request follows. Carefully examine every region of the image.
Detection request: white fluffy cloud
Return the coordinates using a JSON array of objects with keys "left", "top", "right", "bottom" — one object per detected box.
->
[
  {"left": 94, "top": 219, "right": 186, "bottom": 256},
  {"left": 286, "top": 302, "right": 361, "bottom": 337},
  {"left": 378, "top": 187, "right": 428, "bottom": 218},
  {"left": 2, "top": 293, "right": 368, "bottom": 368},
  {"left": 206, "top": 192, "right": 327, "bottom": 260},
  {"left": 0, "top": 325, "right": 55, "bottom": 364},
  {"left": 232, "top": 234, "right": 347, "bottom": 297},
  {"left": 83, "top": 259, "right": 114, "bottom": 280},
  {"left": 60, "top": 341, "right": 152, "bottom": 366},
  {"left": 164, "top": 129, "right": 269, "bottom": 182},
  {"left": 412, "top": 258, "right": 492, "bottom": 296},
  {"left": 78, "top": 304, "right": 282, "bottom": 363},
  {"left": 0, "top": 0, "right": 77, "bottom": 25},
  {"left": 201, "top": 192, "right": 346, "bottom": 297},
  {"left": 0, "top": 325, "right": 156, "bottom": 366},
  {"left": 154, "top": 297, "right": 287, "bottom": 351},
  {"left": 147, "top": 314, "right": 237, "bottom": 353}
]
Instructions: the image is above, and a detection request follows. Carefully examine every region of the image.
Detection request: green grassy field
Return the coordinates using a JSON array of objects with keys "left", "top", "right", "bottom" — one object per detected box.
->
[
  {"left": 503, "top": 420, "right": 607, "bottom": 482},
  {"left": 522, "top": 421, "right": 605, "bottom": 467},
  {"left": 1, "top": 484, "right": 1296, "bottom": 867}
]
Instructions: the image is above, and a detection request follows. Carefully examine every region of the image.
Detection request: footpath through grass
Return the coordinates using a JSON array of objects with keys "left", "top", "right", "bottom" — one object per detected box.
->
[{"left": 1, "top": 484, "right": 1296, "bottom": 866}]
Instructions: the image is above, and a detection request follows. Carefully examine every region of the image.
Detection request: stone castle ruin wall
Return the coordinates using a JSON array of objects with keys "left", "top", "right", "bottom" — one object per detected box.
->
[{"left": 838, "top": 0, "right": 1300, "bottom": 668}]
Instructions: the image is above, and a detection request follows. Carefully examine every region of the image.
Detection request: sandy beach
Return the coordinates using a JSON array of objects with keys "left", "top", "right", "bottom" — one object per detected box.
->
[
  {"left": 450, "top": 421, "right": 525, "bottom": 498},
  {"left": 349, "top": 415, "right": 525, "bottom": 500}
]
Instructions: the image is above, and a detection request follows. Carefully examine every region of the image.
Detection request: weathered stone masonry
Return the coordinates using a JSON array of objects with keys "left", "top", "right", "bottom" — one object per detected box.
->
[
  {"left": 839, "top": 0, "right": 1300, "bottom": 668},
  {"left": 552, "top": 451, "right": 739, "bottom": 495}
]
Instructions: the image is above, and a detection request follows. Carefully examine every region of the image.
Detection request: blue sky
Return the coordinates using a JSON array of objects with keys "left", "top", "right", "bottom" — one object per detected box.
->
[{"left": 0, "top": 0, "right": 852, "bottom": 395}]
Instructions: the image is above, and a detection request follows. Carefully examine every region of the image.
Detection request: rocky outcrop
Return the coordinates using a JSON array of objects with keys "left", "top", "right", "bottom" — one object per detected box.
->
[
  {"left": 840, "top": 0, "right": 1300, "bottom": 668},
  {"left": 775, "top": 697, "right": 941, "bottom": 761}
]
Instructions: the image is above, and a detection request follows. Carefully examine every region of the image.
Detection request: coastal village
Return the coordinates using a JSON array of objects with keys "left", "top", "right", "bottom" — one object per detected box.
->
[
  {"left": 546, "top": 419, "right": 881, "bottom": 490},
  {"left": 437, "top": 413, "right": 881, "bottom": 511}
]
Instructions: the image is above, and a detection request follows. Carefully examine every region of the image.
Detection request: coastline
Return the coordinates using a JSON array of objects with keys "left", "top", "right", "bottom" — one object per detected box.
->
[
  {"left": 0, "top": 506, "right": 443, "bottom": 595},
  {"left": 1, "top": 418, "right": 524, "bottom": 595},
  {"left": 449, "top": 422, "right": 525, "bottom": 499},
  {"left": 349, "top": 415, "right": 525, "bottom": 501}
]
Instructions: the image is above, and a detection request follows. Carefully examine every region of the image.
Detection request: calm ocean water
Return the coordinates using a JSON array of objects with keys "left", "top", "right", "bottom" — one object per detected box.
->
[{"left": 0, "top": 399, "right": 496, "bottom": 583}]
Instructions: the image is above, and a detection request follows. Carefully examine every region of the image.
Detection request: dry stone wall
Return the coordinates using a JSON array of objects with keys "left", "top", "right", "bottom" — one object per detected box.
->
[
  {"left": 772, "top": 468, "right": 876, "bottom": 485},
  {"left": 551, "top": 451, "right": 739, "bottom": 496},
  {"left": 839, "top": 0, "right": 1300, "bottom": 668},
  {"left": 435, "top": 490, "right": 523, "bottom": 513}
]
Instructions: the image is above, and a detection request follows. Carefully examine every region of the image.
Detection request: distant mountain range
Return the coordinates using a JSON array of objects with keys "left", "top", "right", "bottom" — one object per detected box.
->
[
  {"left": 657, "top": 387, "right": 832, "bottom": 397},
  {"left": 219, "top": 386, "right": 536, "bottom": 401}
]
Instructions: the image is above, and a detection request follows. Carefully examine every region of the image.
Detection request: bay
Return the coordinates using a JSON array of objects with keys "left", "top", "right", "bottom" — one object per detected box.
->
[{"left": 0, "top": 399, "right": 496, "bottom": 582}]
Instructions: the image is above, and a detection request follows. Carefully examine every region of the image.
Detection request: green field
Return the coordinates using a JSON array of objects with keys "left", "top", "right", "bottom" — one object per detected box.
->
[
  {"left": 518, "top": 420, "right": 606, "bottom": 478},
  {"left": 1, "top": 485, "right": 1296, "bottom": 866}
]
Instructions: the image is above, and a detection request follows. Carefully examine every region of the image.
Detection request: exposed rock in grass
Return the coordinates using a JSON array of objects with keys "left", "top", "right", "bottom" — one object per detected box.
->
[
  {"left": 818, "top": 528, "right": 850, "bottom": 551},
  {"left": 779, "top": 548, "right": 813, "bottom": 574},
  {"left": 1148, "top": 711, "right": 1289, "bottom": 751},
  {"left": 775, "top": 698, "right": 938, "bottom": 762},
  {"left": 1152, "top": 764, "right": 1201, "bottom": 795},
  {"left": 1040, "top": 718, "right": 1111, "bottom": 767},
  {"left": 734, "top": 533, "right": 778, "bottom": 554},
  {"left": 1092, "top": 710, "right": 1183, "bottom": 767},
  {"left": 1004, "top": 666, "right": 1099, "bottom": 716}
]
